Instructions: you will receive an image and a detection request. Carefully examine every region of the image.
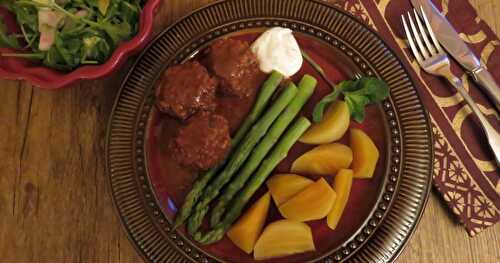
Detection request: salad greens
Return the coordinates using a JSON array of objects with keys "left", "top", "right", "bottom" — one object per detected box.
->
[
  {"left": 0, "top": 0, "right": 143, "bottom": 70},
  {"left": 313, "top": 77, "right": 390, "bottom": 123},
  {"left": 0, "top": 16, "right": 20, "bottom": 48}
]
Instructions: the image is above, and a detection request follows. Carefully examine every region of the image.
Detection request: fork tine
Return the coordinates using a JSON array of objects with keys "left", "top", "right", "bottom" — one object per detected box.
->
[
  {"left": 407, "top": 11, "right": 430, "bottom": 59},
  {"left": 413, "top": 9, "right": 436, "bottom": 56},
  {"left": 402, "top": 14, "right": 423, "bottom": 63},
  {"left": 420, "top": 6, "right": 444, "bottom": 54}
]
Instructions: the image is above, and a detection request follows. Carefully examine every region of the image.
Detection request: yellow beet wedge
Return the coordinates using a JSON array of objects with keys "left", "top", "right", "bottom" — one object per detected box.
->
[
  {"left": 278, "top": 178, "right": 336, "bottom": 222},
  {"left": 291, "top": 143, "right": 353, "bottom": 176},
  {"left": 253, "top": 219, "right": 316, "bottom": 260},
  {"left": 300, "top": 100, "right": 350, "bottom": 144},
  {"left": 350, "top": 128, "right": 379, "bottom": 178},
  {"left": 327, "top": 169, "right": 353, "bottom": 230},
  {"left": 227, "top": 192, "right": 271, "bottom": 254},
  {"left": 266, "top": 174, "right": 314, "bottom": 206}
]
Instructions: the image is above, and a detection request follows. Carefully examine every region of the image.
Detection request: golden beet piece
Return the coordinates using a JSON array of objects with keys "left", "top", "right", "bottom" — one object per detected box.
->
[
  {"left": 278, "top": 178, "right": 336, "bottom": 222},
  {"left": 291, "top": 143, "right": 353, "bottom": 176},
  {"left": 227, "top": 193, "right": 271, "bottom": 254},
  {"left": 300, "top": 100, "right": 350, "bottom": 144},
  {"left": 253, "top": 219, "right": 315, "bottom": 260},
  {"left": 327, "top": 169, "right": 353, "bottom": 230},
  {"left": 266, "top": 174, "right": 314, "bottom": 206},
  {"left": 350, "top": 128, "right": 379, "bottom": 178}
]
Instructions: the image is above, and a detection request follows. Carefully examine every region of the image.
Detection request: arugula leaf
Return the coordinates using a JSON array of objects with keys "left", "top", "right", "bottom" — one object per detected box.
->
[
  {"left": 0, "top": 15, "right": 19, "bottom": 48},
  {"left": 10, "top": 3, "right": 38, "bottom": 47},
  {"left": 55, "top": 37, "right": 82, "bottom": 67},
  {"left": 0, "top": 0, "right": 14, "bottom": 10},
  {"left": 61, "top": 21, "right": 87, "bottom": 37},
  {"left": 44, "top": 48, "right": 69, "bottom": 70},
  {"left": 101, "top": 20, "right": 131, "bottom": 46},
  {"left": 312, "top": 77, "right": 390, "bottom": 123},
  {"left": 81, "top": 34, "right": 110, "bottom": 63},
  {"left": 83, "top": 0, "right": 99, "bottom": 9},
  {"left": 11, "top": 4, "right": 38, "bottom": 33},
  {"left": 120, "top": 1, "right": 139, "bottom": 22}
]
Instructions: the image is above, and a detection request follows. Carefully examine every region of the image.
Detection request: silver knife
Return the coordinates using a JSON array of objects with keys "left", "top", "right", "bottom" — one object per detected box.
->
[{"left": 411, "top": 0, "right": 500, "bottom": 111}]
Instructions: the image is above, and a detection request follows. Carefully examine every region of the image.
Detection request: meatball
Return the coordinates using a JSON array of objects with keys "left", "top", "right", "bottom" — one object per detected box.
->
[
  {"left": 206, "top": 38, "right": 266, "bottom": 97},
  {"left": 156, "top": 61, "right": 217, "bottom": 120},
  {"left": 169, "top": 112, "right": 231, "bottom": 170}
]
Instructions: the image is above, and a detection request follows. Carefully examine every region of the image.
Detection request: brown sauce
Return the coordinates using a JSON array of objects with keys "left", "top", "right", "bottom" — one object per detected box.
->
[{"left": 215, "top": 90, "right": 258, "bottom": 134}]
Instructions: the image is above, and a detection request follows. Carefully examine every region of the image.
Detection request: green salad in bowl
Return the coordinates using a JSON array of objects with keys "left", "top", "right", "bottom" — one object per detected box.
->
[{"left": 0, "top": 0, "right": 144, "bottom": 71}]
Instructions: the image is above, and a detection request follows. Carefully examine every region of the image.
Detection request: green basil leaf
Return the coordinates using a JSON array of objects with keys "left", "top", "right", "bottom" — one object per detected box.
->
[
  {"left": 312, "top": 89, "right": 341, "bottom": 123},
  {"left": 312, "top": 77, "right": 390, "bottom": 123},
  {"left": 312, "top": 80, "right": 355, "bottom": 123},
  {"left": 363, "top": 77, "right": 389, "bottom": 102},
  {"left": 344, "top": 77, "right": 389, "bottom": 102},
  {"left": 344, "top": 93, "right": 369, "bottom": 123},
  {"left": 342, "top": 77, "right": 389, "bottom": 123}
]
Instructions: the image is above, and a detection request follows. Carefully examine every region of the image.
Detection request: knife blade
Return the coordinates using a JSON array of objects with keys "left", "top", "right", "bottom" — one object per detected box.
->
[{"left": 410, "top": 0, "right": 500, "bottom": 111}]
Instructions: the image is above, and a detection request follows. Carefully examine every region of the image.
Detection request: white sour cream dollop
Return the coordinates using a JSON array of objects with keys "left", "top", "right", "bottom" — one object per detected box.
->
[{"left": 251, "top": 27, "right": 303, "bottom": 78}]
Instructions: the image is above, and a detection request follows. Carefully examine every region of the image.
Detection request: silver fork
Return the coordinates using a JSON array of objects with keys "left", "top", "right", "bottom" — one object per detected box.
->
[{"left": 402, "top": 7, "right": 500, "bottom": 167}]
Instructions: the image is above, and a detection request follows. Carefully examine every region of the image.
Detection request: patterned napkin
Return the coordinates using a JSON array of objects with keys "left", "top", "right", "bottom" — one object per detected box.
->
[{"left": 326, "top": 0, "right": 500, "bottom": 236}]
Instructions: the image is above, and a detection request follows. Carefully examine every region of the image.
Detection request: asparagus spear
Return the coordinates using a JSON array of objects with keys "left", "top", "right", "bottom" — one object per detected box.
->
[
  {"left": 209, "top": 75, "right": 317, "bottom": 227},
  {"left": 173, "top": 71, "right": 284, "bottom": 228},
  {"left": 194, "top": 117, "right": 312, "bottom": 244},
  {"left": 187, "top": 83, "right": 299, "bottom": 234},
  {"left": 232, "top": 71, "right": 285, "bottom": 144}
]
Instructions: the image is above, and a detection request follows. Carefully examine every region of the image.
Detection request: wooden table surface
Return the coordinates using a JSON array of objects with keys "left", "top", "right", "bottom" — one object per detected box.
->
[{"left": 1, "top": 0, "right": 499, "bottom": 262}]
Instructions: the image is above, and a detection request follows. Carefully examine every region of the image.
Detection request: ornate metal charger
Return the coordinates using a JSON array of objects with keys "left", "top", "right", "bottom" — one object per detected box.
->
[{"left": 106, "top": 0, "right": 433, "bottom": 262}]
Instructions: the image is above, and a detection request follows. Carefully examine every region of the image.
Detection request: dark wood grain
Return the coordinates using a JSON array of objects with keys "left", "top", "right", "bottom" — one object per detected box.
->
[{"left": 0, "top": 1, "right": 498, "bottom": 262}]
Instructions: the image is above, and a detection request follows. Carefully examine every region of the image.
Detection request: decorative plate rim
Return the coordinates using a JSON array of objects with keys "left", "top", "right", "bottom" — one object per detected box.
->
[{"left": 106, "top": 1, "right": 434, "bottom": 262}]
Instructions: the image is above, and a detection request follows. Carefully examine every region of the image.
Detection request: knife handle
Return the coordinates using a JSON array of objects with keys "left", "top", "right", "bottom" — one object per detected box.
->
[{"left": 472, "top": 66, "right": 500, "bottom": 112}]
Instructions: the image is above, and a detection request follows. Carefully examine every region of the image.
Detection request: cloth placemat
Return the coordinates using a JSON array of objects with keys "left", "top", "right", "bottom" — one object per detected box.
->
[{"left": 327, "top": 0, "right": 500, "bottom": 235}]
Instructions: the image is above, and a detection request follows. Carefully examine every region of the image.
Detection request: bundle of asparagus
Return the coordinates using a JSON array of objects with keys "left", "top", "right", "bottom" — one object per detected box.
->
[
  {"left": 187, "top": 82, "right": 299, "bottom": 234},
  {"left": 173, "top": 72, "right": 317, "bottom": 244},
  {"left": 209, "top": 76, "right": 317, "bottom": 227}
]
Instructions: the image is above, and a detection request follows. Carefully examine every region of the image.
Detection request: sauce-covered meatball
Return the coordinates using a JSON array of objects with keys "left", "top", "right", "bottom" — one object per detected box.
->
[
  {"left": 156, "top": 61, "right": 217, "bottom": 120},
  {"left": 169, "top": 112, "right": 231, "bottom": 170},
  {"left": 206, "top": 38, "right": 266, "bottom": 98}
]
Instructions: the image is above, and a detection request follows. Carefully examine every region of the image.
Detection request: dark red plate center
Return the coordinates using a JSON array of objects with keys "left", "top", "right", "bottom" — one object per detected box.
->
[{"left": 146, "top": 32, "right": 389, "bottom": 263}]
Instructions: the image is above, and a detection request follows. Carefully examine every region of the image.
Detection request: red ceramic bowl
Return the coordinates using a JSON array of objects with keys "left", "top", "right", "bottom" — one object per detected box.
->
[{"left": 0, "top": 0, "right": 161, "bottom": 89}]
